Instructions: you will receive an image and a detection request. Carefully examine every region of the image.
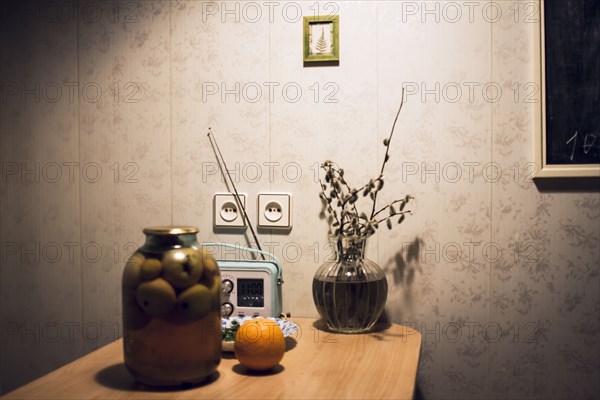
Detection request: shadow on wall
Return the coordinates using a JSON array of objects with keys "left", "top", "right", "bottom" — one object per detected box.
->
[
  {"left": 379, "top": 237, "right": 426, "bottom": 399},
  {"left": 379, "top": 236, "right": 423, "bottom": 324},
  {"left": 390, "top": 236, "right": 423, "bottom": 286}
]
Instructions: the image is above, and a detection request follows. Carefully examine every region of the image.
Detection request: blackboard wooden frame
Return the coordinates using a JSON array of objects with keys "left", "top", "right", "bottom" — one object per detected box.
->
[{"left": 535, "top": 0, "right": 600, "bottom": 178}]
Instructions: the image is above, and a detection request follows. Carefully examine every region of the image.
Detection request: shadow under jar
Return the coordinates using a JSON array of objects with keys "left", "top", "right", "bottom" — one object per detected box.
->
[
  {"left": 312, "top": 235, "right": 388, "bottom": 334},
  {"left": 122, "top": 226, "right": 222, "bottom": 387}
]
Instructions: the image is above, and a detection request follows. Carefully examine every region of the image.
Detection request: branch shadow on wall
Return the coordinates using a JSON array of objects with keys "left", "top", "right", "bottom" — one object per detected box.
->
[
  {"left": 377, "top": 236, "right": 425, "bottom": 400},
  {"left": 378, "top": 236, "right": 423, "bottom": 325}
]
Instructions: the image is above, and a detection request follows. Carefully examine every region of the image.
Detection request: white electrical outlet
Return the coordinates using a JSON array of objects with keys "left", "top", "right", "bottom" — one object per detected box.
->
[
  {"left": 213, "top": 193, "right": 247, "bottom": 228},
  {"left": 257, "top": 193, "right": 292, "bottom": 229}
]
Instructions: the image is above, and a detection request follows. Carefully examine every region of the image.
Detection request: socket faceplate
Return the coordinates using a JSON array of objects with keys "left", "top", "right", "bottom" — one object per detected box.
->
[
  {"left": 213, "top": 193, "right": 247, "bottom": 228},
  {"left": 257, "top": 193, "right": 292, "bottom": 229}
]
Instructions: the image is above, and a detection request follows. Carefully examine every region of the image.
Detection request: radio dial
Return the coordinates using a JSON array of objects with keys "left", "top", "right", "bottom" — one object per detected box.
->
[
  {"left": 222, "top": 279, "right": 234, "bottom": 294},
  {"left": 221, "top": 302, "right": 234, "bottom": 317}
]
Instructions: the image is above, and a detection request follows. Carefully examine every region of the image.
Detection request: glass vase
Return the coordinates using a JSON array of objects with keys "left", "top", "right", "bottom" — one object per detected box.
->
[
  {"left": 122, "top": 226, "right": 221, "bottom": 386},
  {"left": 312, "top": 235, "right": 388, "bottom": 333}
]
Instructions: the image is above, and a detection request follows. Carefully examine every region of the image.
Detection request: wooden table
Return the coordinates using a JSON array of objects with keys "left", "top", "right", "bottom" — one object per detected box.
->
[{"left": 2, "top": 318, "right": 421, "bottom": 399}]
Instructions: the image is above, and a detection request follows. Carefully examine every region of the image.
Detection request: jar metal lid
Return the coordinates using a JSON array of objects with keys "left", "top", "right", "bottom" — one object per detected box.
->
[{"left": 143, "top": 226, "right": 199, "bottom": 235}]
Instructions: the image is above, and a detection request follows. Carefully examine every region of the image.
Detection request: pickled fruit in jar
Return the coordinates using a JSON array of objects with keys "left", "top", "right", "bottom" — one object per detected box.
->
[
  {"left": 174, "top": 284, "right": 213, "bottom": 322},
  {"left": 123, "top": 253, "right": 145, "bottom": 288},
  {"left": 123, "top": 226, "right": 221, "bottom": 387},
  {"left": 136, "top": 278, "right": 177, "bottom": 318},
  {"left": 162, "top": 248, "right": 203, "bottom": 289},
  {"left": 200, "top": 249, "right": 219, "bottom": 279},
  {"left": 141, "top": 258, "right": 162, "bottom": 280}
]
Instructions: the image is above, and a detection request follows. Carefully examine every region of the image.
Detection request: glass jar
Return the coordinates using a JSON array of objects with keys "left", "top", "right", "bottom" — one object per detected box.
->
[
  {"left": 312, "top": 235, "right": 388, "bottom": 333},
  {"left": 122, "top": 226, "right": 221, "bottom": 386}
]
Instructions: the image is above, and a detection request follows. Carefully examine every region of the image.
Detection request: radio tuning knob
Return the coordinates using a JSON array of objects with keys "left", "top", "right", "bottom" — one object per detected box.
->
[
  {"left": 222, "top": 279, "right": 234, "bottom": 294},
  {"left": 221, "top": 302, "right": 234, "bottom": 317}
]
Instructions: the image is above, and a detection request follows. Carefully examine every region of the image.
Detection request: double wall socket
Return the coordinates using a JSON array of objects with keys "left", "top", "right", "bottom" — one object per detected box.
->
[
  {"left": 213, "top": 193, "right": 247, "bottom": 228},
  {"left": 212, "top": 193, "right": 292, "bottom": 230}
]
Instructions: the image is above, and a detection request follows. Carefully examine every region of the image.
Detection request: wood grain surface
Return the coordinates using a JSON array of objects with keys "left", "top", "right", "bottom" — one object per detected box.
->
[{"left": 2, "top": 318, "right": 421, "bottom": 400}]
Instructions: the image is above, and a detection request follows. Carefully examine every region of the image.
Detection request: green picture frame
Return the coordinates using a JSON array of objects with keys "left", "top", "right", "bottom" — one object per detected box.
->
[{"left": 303, "top": 15, "right": 339, "bottom": 66}]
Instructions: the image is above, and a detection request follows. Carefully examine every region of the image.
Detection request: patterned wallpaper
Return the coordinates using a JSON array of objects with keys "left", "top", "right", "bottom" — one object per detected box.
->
[{"left": 0, "top": 1, "right": 598, "bottom": 398}]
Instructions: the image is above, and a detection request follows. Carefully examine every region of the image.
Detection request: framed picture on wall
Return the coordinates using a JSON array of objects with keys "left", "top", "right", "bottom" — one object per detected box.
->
[
  {"left": 303, "top": 15, "right": 339, "bottom": 66},
  {"left": 535, "top": 0, "right": 600, "bottom": 178}
]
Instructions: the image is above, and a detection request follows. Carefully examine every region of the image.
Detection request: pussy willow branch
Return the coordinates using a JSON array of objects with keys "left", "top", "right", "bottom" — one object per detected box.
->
[
  {"left": 325, "top": 164, "right": 359, "bottom": 215},
  {"left": 334, "top": 170, "right": 360, "bottom": 216},
  {"left": 373, "top": 210, "right": 412, "bottom": 225},
  {"left": 318, "top": 182, "right": 340, "bottom": 228},
  {"left": 319, "top": 88, "right": 411, "bottom": 238},
  {"left": 371, "top": 197, "right": 413, "bottom": 219},
  {"left": 324, "top": 165, "right": 358, "bottom": 234},
  {"left": 369, "top": 87, "right": 405, "bottom": 221}
]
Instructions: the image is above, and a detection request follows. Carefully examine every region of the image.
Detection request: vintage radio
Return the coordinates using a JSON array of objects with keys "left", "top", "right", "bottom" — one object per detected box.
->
[{"left": 202, "top": 243, "right": 282, "bottom": 318}]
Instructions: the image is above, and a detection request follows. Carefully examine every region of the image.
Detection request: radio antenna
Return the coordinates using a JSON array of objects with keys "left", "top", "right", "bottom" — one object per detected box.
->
[{"left": 207, "top": 128, "right": 265, "bottom": 260}]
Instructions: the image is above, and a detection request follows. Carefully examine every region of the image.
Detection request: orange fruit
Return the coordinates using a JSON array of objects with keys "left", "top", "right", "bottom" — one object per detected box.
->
[{"left": 234, "top": 318, "right": 285, "bottom": 371}]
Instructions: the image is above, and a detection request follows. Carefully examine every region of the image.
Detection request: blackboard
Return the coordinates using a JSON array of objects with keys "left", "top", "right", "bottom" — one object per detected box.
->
[{"left": 543, "top": 0, "right": 599, "bottom": 166}]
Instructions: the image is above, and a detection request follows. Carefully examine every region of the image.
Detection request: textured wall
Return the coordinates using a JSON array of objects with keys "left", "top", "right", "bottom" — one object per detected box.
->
[{"left": 1, "top": 1, "right": 598, "bottom": 398}]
